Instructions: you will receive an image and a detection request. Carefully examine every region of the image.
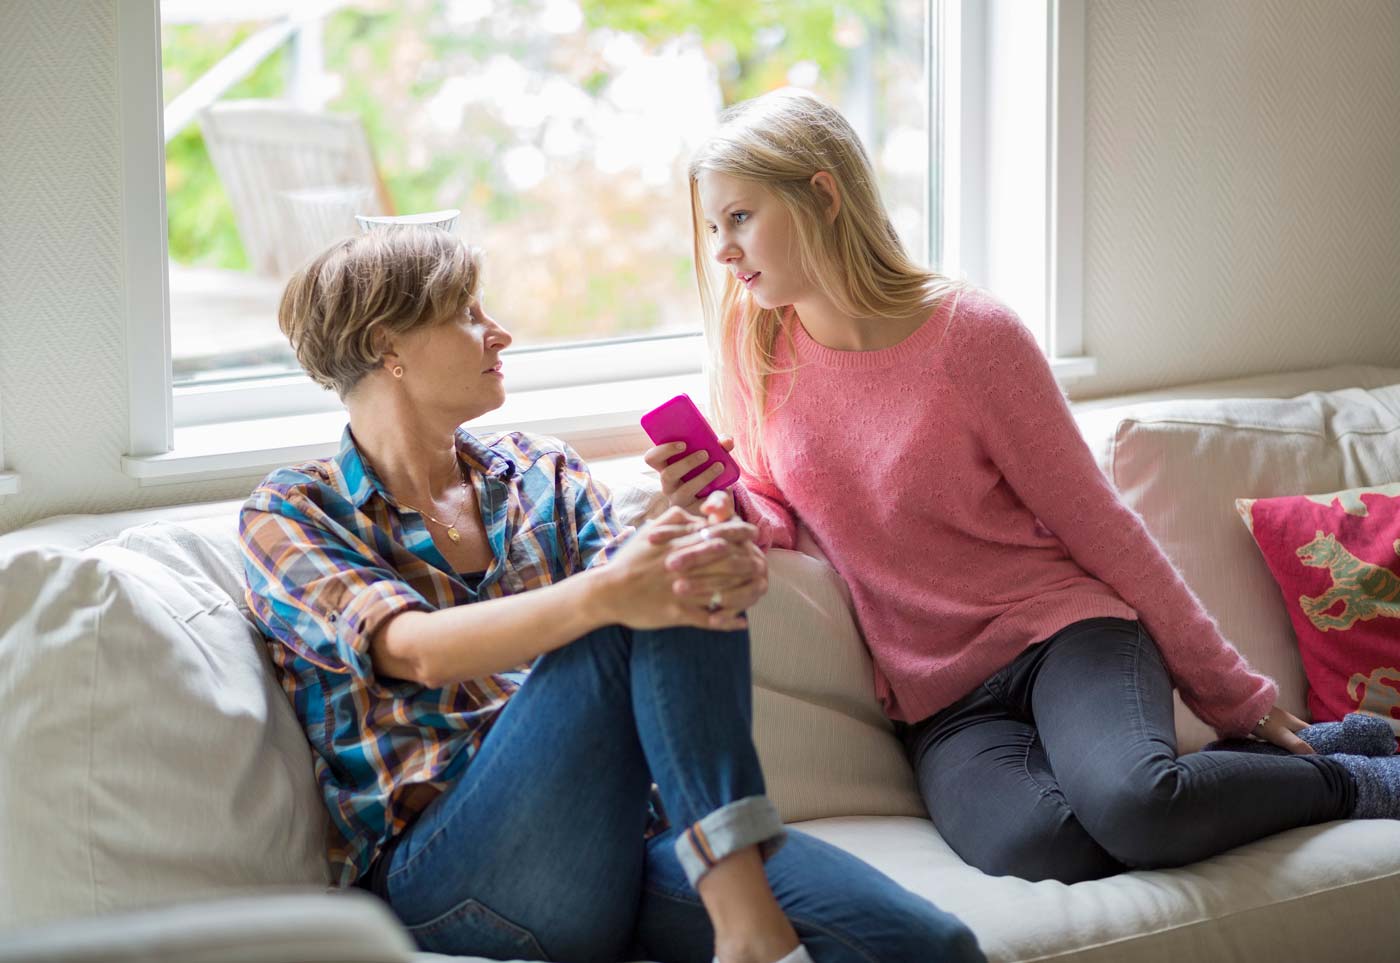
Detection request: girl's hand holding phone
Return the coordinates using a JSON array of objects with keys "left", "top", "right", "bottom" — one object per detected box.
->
[
  {"left": 643, "top": 436, "right": 739, "bottom": 510},
  {"left": 640, "top": 393, "right": 741, "bottom": 511}
]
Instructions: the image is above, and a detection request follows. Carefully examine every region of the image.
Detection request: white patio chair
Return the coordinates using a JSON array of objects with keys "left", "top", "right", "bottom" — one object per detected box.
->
[{"left": 198, "top": 100, "right": 395, "bottom": 278}]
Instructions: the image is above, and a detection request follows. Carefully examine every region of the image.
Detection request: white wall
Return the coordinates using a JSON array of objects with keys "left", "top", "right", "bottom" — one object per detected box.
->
[
  {"left": 2, "top": 1, "right": 259, "bottom": 537},
  {"left": 1073, "top": 0, "right": 1400, "bottom": 398},
  {"left": 2, "top": 0, "right": 1398, "bottom": 532}
]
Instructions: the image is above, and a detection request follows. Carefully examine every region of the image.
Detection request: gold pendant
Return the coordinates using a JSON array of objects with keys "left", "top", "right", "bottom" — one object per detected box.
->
[{"left": 447, "top": 527, "right": 461, "bottom": 542}]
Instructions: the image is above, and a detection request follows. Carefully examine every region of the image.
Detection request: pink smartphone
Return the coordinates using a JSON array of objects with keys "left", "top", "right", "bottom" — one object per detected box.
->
[{"left": 640, "top": 393, "right": 741, "bottom": 498}]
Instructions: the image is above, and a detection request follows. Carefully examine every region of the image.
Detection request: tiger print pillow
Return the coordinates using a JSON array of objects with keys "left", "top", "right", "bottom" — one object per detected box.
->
[{"left": 1236, "top": 482, "right": 1400, "bottom": 744}]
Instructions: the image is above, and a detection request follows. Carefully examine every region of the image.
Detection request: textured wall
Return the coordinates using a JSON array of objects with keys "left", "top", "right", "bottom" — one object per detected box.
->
[
  {"left": 1075, "top": 0, "right": 1400, "bottom": 398},
  {"left": 0, "top": 1, "right": 260, "bottom": 534},
  {"left": 1, "top": 1, "right": 1398, "bottom": 532}
]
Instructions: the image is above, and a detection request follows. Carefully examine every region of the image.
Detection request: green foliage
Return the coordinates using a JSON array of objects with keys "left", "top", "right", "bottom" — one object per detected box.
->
[{"left": 579, "top": 0, "right": 882, "bottom": 101}]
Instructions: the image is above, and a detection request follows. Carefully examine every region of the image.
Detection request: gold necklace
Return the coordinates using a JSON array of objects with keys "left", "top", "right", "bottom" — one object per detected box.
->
[{"left": 397, "top": 471, "right": 472, "bottom": 543}]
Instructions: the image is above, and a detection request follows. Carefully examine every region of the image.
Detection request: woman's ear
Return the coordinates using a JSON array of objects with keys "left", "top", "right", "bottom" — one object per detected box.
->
[
  {"left": 370, "top": 327, "right": 397, "bottom": 365},
  {"left": 810, "top": 171, "right": 841, "bottom": 223}
]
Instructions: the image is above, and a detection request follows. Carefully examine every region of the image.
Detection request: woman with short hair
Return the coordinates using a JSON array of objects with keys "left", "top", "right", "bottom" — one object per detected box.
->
[{"left": 240, "top": 226, "right": 983, "bottom": 963}]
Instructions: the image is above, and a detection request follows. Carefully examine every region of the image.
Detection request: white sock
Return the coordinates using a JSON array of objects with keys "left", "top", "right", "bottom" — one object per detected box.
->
[
  {"left": 712, "top": 946, "right": 815, "bottom": 963},
  {"left": 773, "top": 946, "right": 815, "bottom": 963}
]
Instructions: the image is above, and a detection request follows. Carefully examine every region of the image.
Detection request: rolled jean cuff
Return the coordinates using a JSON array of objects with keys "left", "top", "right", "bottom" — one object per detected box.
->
[{"left": 673, "top": 794, "right": 786, "bottom": 888}]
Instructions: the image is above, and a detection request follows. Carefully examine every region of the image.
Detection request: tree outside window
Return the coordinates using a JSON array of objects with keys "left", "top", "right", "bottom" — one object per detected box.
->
[{"left": 162, "top": 0, "right": 928, "bottom": 384}]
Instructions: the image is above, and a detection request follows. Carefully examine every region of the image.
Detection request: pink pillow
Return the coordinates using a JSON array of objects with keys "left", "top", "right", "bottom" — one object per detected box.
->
[{"left": 1236, "top": 483, "right": 1400, "bottom": 741}]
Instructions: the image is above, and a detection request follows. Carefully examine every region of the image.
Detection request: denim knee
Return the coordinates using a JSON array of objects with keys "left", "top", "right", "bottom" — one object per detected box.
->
[
  {"left": 976, "top": 825, "right": 1121, "bottom": 884},
  {"left": 863, "top": 906, "right": 985, "bottom": 963},
  {"left": 1081, "top": 770, "right": 1193, "bottom": 869},
  {"left": 811, "top": 889, "right": 985, "bottom": 963},
  {"left": 952, "top": 799, "right": 1121, "bottom": 884}
]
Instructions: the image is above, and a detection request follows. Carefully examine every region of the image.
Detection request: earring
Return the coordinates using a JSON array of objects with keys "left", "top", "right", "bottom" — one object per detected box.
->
[{"left": 391, "top": 365, "right": 404, "bottom": 379}]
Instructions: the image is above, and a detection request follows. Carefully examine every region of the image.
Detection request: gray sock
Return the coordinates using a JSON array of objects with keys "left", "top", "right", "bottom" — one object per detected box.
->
[
  {"left": 1299, "top": 713, "right": 1397, "bottom": 756},
  {"left": 1202, "top": 713, "right": 1397, "bottom": 757},
  {"left": 1331, "top": 754, "right": 1400, "bottom": 819}
]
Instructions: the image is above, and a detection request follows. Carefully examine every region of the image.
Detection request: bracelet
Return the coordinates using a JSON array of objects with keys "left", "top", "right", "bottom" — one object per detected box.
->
[{"left": 1255, "top": 713, "right": 1271, "bottom": 731}]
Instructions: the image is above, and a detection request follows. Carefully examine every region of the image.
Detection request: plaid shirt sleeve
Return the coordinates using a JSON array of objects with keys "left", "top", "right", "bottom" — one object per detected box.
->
[
  {"left": 240, "top": 486, "right": 435, "bottom": 682},
  {"left": 556, "top": 441, "right": 634, "bottom": 572}
]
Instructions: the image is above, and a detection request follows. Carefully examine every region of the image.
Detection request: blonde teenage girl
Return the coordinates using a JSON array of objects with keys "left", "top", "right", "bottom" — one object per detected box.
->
[{"left": 647, "top": 88, "right": 1400, "bottom": 884}]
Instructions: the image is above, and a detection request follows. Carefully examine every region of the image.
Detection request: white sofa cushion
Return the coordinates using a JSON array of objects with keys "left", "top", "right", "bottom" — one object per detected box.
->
[
  {"left": 0, "top": 889, "right": 416, "bottom": 963},
  {"left": 796, "top": 814, "right": 1400, "bottom": 963},
  {"left": 0, "top": 543, "right": 330, "bottom": 929},
  {"left": 1075, "top": 382, "right": 1400, "bottom": 751}
]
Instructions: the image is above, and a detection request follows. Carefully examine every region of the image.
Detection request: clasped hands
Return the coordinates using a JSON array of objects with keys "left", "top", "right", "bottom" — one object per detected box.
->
[{"left": 605, "top": 490, "right": 767, "bottom": 632}]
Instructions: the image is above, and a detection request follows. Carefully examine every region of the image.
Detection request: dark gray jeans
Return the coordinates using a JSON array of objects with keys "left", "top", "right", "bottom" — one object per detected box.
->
[{"left": 900, "top": 617, "right": 1354, "bottom": 883}]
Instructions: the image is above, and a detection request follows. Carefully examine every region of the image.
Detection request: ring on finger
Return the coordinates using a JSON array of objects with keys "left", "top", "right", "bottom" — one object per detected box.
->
[{"left": 706, "top": 588, "right": 723, "bottom": 613}]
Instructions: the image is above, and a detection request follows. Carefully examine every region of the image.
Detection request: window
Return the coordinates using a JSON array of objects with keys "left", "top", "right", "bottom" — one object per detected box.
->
[
  {"left": 121, "top": 0, "right": 1089, "bottom": 479},
  {"left": 937, "top": 0, "right": 1088, "bottom": 362},
  {"left": 158, "top": 0, "right": 932, "bottom": 419}
]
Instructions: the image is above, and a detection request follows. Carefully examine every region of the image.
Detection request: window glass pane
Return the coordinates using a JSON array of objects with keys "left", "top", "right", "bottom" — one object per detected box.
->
[{"left": 161, "top": 0, "right": 928, "bottom": 387}]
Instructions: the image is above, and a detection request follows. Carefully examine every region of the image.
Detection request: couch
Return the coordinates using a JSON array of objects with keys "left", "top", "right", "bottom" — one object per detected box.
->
[{"left": 3, "top": 363, "right": 1400, "bottom": 963}]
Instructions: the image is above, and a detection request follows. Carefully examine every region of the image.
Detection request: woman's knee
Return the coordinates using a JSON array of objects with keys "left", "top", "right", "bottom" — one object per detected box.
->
[
  {"left": 973, "top": 828, "right": 1119, "bottom": 884},
  {"left": 1081, "top": 769, "right": 1196, "bottom": 869},
  {"left": 892, "top": 909, "right": 984, "bottom": 963},
  {"left": 945, "top": 806, "right": 1121, "bottom": 884},
  {"left": 813, "top": 895, "right": 984, "bottom": 963}
]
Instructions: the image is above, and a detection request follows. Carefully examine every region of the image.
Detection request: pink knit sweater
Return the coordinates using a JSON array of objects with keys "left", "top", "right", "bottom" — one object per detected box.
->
[{"left": 732, "top": 288, "right": 1277, "bottom": 737}]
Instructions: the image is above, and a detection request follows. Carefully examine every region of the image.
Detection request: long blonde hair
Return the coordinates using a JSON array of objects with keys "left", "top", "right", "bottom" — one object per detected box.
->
[{"left": 688, "top": 88, "right": 960, "bottom": 477}]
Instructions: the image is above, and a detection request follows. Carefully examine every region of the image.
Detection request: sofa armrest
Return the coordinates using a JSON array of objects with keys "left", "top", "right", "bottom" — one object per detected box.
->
[{"left": 0, "top": 890, "right": 417, "bottom": 963}]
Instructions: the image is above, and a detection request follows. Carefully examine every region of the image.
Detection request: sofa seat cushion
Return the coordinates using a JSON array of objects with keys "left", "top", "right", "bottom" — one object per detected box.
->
[
  {"left": 0, "top": 890, "right": 416, "bottom": 963},
  {"left": 794, "top": 814, "right": 1400, "bottom": 963}
]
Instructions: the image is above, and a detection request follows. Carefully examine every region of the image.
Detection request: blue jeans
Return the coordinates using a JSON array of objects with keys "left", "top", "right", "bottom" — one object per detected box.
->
[
  {"left": 359, "top": 623, "right": 983, "bottom": 963},
  {"left": 902, "top": 617, "right": 1354, "bottom": 883}
]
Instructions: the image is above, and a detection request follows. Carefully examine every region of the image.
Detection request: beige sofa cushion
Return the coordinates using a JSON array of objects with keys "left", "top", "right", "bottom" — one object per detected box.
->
[
  {"left": 0, "top": 543, "right": 330, "bottom": 929},
  {"left": 1076, "top": 383, "right": 1400, "bottom": 751},
  {"left": 748, "top": 550, "right": 925, "bottom": 822},
  {"left": 796, "top": 813, "right": 1400, "bottom": 963}
]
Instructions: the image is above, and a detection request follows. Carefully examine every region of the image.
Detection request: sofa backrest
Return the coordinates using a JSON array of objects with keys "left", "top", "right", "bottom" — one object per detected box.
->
[
  {"left": 1072, "top": 380, "right": 1400, "bottom": 750},
  {"left": 0, "top": 540, "right": 331, "bottom": 930}
]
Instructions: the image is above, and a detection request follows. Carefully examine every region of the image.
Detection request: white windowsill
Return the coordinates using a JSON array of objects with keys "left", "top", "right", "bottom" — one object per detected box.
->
[
  {"left": 0, "top": 472, "right": 19, "bottom": 496},
  {"left": 124, "top": 372, "right": 704, "bottom": 486},
  {"left": 122, "top": 355, "right": 1097, "bottom": 486}
]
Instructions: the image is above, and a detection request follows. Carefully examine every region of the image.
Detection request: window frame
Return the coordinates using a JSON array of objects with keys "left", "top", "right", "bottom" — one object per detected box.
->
[
  {"left": 119, "top": 0, "right": 175, "bottom": 460},
  {"left": 120, "top": 0, "right": 1091, "bottom": 483},
  {"left": 936, "top": 0, "right": 1088, "bottom": 360}
]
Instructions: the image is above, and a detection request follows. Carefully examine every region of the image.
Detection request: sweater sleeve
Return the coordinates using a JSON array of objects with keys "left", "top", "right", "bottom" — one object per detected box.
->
[
  {"left": 732, "top": 475, "right": 799, "bottom": 551},
  {"left": 717, "top": 359, "right": 800, "bottom": 551},
  {"left": 944, "top": 301, "right": 1277, "bottom": 738}
]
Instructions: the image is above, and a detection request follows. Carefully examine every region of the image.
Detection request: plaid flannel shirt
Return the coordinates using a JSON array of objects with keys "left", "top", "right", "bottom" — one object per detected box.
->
[{"left": 240, "top": 425, "right": 631, "bottom": 886}]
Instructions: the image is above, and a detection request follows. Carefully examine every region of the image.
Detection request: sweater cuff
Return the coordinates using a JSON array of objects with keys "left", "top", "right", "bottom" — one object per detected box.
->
[
  {"left": 729, "top": 482, "right": 766, "bottom": 543},
  {"left": 1208, "top": 676, "right": 1281, "bottom": 740}
]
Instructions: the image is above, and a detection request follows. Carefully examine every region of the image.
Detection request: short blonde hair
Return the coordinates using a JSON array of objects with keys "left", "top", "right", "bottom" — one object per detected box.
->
[
  {"left": 278, "top": 226, "right": 482, "bottom": 397},
  {"left": 688, "top": 89, "right": 961, "bottom": 477}
]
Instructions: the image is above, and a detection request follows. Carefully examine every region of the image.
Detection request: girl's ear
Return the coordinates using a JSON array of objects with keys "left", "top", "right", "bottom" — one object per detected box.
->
[{"left": 810, "top": 171, "right": 842, "bottom": 223}]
